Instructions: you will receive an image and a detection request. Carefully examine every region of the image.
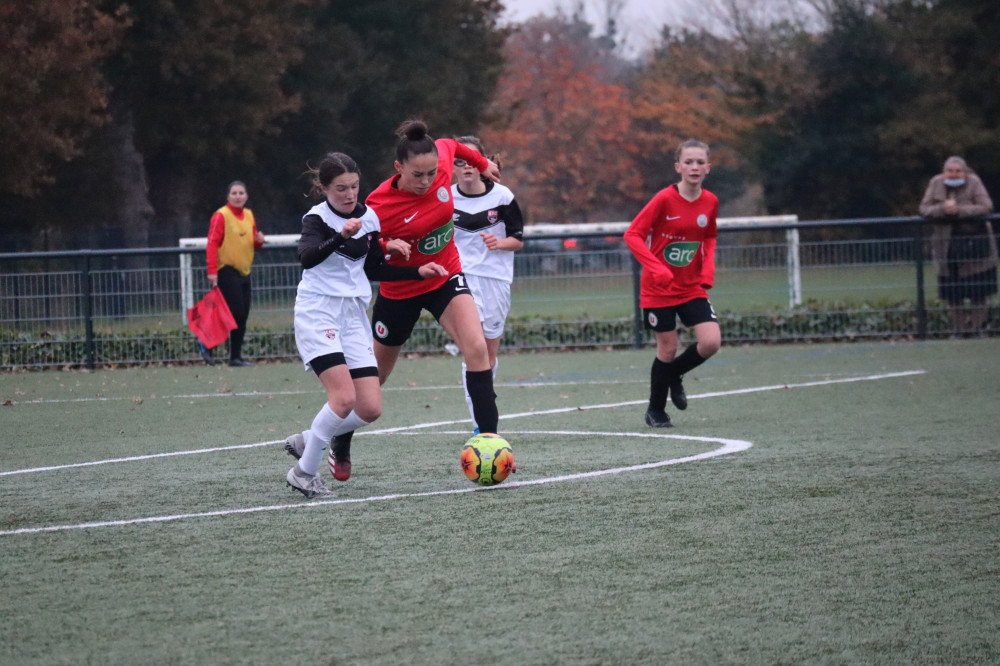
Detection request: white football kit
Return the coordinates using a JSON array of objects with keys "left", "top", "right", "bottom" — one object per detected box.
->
[
  {"left": 452, "top": 181, "right": 524, "bottom": 338},
  {"left": 294, "top": 201, "right": 381, "bottom": 372}
]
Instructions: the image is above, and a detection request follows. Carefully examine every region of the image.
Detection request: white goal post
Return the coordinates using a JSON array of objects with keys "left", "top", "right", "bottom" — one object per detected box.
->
[
  {"left": 521, "top": 215, "right": 801, "bottom": 308},
  {"left": 179, "top": 215, "right": 801, "bottom": 323},
  {"left": 178, "top": 234, "right": 300, "bottom": 325}
]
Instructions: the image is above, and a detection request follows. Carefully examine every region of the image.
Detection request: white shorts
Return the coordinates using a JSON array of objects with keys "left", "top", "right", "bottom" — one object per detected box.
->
[
  {"left": 294, "top": 294, "right": 376, "bottom": 372},
  {"left": 465, "top": 274, "right": 511, "bottom": 339}
]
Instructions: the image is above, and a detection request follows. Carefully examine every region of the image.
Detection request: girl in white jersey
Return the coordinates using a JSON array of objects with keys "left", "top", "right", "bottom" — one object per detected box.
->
[
  {"left": 451, "top": 136, "right": 524, "bottom": 433},
  {"left": 285, "top": 152, "right": 446, "bottom": 498}
]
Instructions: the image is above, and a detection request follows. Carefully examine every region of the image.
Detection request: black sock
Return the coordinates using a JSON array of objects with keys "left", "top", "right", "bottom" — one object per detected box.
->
[
  {"left": 671, "top": 344, "right": 707, "bottom": 377},
  {"left": 333, "top": 430, "right": 353, "bottom": 458},
  {"left": 465, "top": 369, "right": 499, "bottom": 433},
  {"left": 649, "top": 357, "right": 672, "bottom": 411}
]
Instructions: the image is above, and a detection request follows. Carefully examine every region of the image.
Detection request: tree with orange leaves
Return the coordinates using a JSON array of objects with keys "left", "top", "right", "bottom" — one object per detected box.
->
[
  {"left": 0, "top": 1, "right": 126, "bottom": 197},
  {"left": 629, "top": 28, "right": 765, "bottom": 199},
  {"left": 480, "top": 16, "right": 643, "bottom": 224}
]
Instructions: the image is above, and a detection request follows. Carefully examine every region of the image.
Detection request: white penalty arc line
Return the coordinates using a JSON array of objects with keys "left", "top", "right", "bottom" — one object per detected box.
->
[
  {"left": 0, "top": 370, "right": 928, "bottom": 537},
  {"left": 0, "top": 369, "right": 925, "bottom": 478},
  {"left": 0, "top": 431, "right": 751, "bottom": 537}
]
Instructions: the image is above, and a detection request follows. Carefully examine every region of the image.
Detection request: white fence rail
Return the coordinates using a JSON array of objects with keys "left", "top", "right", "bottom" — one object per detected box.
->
[{"left": 178, "top": 217, "right": 801, "bottom": 320}]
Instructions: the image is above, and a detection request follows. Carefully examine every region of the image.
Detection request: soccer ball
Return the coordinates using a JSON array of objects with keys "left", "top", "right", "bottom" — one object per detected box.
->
[{"left": 460, "top": 434, "right": 514, "bottom": 486}]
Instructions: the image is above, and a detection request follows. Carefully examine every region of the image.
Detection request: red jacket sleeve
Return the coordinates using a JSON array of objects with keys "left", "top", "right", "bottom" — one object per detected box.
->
[
  {"left": 442, "top": 138, "right": 489, "bottom": 173},
  {"left": 206, "top": 211, "right": 226, "bottom": 276},
  {"left": 623, "top": 192, "right": 673, "bottom": 283},
  {"left": 252, "top": 218, "right": 264, "bottom": 249},
  {"left": 701, "top": 198, "right": 719, "bottom": 288}
]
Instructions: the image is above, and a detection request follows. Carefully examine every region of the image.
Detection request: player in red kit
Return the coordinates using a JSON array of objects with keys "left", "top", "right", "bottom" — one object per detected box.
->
[
  {"left": 624, "top": 139, "right": 722, "bottom": 427},
  {"left": 325, "top": 120, "right": 503, "bottom": 478}
]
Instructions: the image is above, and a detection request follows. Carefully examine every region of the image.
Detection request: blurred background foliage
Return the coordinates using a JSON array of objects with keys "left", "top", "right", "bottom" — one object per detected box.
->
[{"left": 0, "top": 0, "right": 996, "bottom": 249}]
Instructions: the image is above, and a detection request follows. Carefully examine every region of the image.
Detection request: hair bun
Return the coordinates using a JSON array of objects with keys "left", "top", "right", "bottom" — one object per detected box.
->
[{"left": 397, "top": 119, "right": 428, "bottom": 142}]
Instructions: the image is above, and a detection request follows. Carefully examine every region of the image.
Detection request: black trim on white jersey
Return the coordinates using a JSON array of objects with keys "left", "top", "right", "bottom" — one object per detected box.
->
[
  {"left": 299, "top": 202, "right": 373, "bottom": 268},
  {"left": 452, "top": 181, "right": 524, "bottom": 240}
]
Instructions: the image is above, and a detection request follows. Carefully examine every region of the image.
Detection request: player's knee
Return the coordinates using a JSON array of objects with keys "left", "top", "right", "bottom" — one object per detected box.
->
[
  {"left": 328, "top": 394, "right": 356, "bottom": 417},
  {"left": 698, "top": 338, "right": 721, "bottom": 358},
  {"left": 657, "top": 344, "right": 678, "bottom": 361},
  {"left": 461, "top": 338, "right": 490, "bottom": 367},
  {"left": 357, "top": 405, "right": 381, "bottom": 422}
]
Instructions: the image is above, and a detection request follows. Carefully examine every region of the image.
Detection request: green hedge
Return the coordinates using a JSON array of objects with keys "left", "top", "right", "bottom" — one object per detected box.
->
[{"left": 2, "top": 300, "right": 995, "bottom": 369}]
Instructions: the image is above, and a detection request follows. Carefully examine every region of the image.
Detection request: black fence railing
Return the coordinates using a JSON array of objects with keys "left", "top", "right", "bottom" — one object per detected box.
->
[{"left": 1, "top": 214, "right": 997, "bottom": 369}]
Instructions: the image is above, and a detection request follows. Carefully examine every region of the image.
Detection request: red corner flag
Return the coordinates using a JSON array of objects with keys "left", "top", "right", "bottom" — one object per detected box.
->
[{"left": 187, "top": 288, "right": 237, "bottom": 348}]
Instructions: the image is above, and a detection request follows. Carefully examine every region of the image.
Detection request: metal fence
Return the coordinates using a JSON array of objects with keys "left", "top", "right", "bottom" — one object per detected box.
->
[{"left": 1, "top": 215, "right": 997, "bottom": 369}]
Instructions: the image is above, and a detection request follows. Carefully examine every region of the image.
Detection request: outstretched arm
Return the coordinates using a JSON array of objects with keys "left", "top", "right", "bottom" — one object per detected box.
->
[{"left": 298, "top": 214, "right": 351, "bottom": 269}]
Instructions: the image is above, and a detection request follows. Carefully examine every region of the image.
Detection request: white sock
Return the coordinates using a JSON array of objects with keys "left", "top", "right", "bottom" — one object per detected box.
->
[
  {"left": 462, "top": 360, "right": 498, "bottom": 431},
  {"left": 299, "top": 403, "right": 346, "bottom": 476},
  {"left": 335, "top": 409, "right": 370, "bottom": 436},
  {"left": 326, "top": 411, "right": 371, "bottom": 473}
]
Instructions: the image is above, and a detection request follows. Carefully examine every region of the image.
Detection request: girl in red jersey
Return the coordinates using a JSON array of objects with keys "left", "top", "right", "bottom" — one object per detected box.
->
[
  {"left": 624, "top": 139, "right": 722, "bottom": 427},
  {"left": 326, "top": 120, "right": 503, "bottom": 478}
]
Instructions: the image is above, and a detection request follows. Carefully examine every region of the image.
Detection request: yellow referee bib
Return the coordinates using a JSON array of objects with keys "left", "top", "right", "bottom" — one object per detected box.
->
[{"left": 215, "top": 206, "right": 257, "bottom": 276}]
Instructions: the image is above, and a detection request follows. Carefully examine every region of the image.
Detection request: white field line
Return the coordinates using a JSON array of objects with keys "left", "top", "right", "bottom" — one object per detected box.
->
[
  {"left": 0, "top": 430, "right": 751, "bottom": 536},
  {"left": 0, "top": 370, "right": 925, "bottom": 478},
  {"left": 1, "top": 379, "right": 646, "bottom": 406},
  {"left": 0, "top": 369, "right": 926, "bottom": 537}
]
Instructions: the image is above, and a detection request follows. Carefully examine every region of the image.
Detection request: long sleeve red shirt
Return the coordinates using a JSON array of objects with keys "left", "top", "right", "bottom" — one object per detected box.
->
[
  {"left": 623, "top": 184, "right": 719, "bottom": 308},
  {"left": 365, "top": 139, "right": 488, "bottom": 299}
]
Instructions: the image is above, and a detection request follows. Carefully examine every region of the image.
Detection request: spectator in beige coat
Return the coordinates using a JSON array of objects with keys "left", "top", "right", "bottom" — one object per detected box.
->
[{"left": 919, "top": 156, "right": 997, "bottom": 337}]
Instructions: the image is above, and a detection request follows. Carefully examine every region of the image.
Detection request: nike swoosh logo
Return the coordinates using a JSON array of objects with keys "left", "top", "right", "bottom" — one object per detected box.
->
[
  {"left": 404, "top": 212, "right": 418, "bottom": 223},
  {"left": 666, "top": 215, "right": 681, "bottom": 220}
]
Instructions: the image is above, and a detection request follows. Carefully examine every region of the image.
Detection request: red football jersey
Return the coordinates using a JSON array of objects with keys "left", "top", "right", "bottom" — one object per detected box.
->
[
  {"left": 366, "top": 139, "right": 488, "bottom": 299},
  {"left": 623, "top": 184, "right": 719, "bottom": 308}
]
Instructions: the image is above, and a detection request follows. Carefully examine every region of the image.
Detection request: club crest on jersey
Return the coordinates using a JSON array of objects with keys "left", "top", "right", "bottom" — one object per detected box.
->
[
  {"left": 437, "top": 186, "right": 450, "bottom": 202},
  {"left": 648, "top": 312, "right": 659, "bottom": 327},
  {"left": 325, "top": 329, "right": 336, "bottom": 340},
  {"left": 663, "top": 241, "right": 700, "bottom": 267},
  {"left": 418, "top": 220, "right": 454, "bottom": 255},
  {"left": 488, "top": 210, "right": 498, "bottom": 224},
  {"left": 697, "top": 214, "right": 708, "bottom": 228},
  {"left": 374, "top": 321, "right": 388, "bottom": 339}
]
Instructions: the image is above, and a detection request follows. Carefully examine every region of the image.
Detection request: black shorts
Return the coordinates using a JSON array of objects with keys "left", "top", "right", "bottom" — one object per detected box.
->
[
  {"left": 308, "top": 352, "right": 379, "bottom": 380},
  {"left": 643, "top": 298, "right": 717, "bottom": 333},
  {"left": 370, "top": 273, "right": 472, "bottom": 346}
]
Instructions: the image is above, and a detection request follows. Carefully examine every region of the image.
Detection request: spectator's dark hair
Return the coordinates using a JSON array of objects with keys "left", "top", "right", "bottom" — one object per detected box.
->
[
  {"left": 675, "top": 139, "right": 710, "bottom": 161},
  {"left": 307, "top": 152, "right": 359, "bottom": 197},
  {"left": 395, "top": 120, "right": 437, "bottom": 163}
]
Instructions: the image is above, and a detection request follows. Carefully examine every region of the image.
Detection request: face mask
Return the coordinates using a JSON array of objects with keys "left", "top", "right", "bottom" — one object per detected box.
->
[{"left": 944, "top": 178, "right": 965, "bottom": 188}]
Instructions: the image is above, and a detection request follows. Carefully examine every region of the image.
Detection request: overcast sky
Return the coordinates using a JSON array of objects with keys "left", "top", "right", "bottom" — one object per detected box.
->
[
  {"left": 499, "top": 0, "right": 694, "bottom": 56},
  {"left": 499, "top": 0, "right": 819, "bottom": 57}
]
